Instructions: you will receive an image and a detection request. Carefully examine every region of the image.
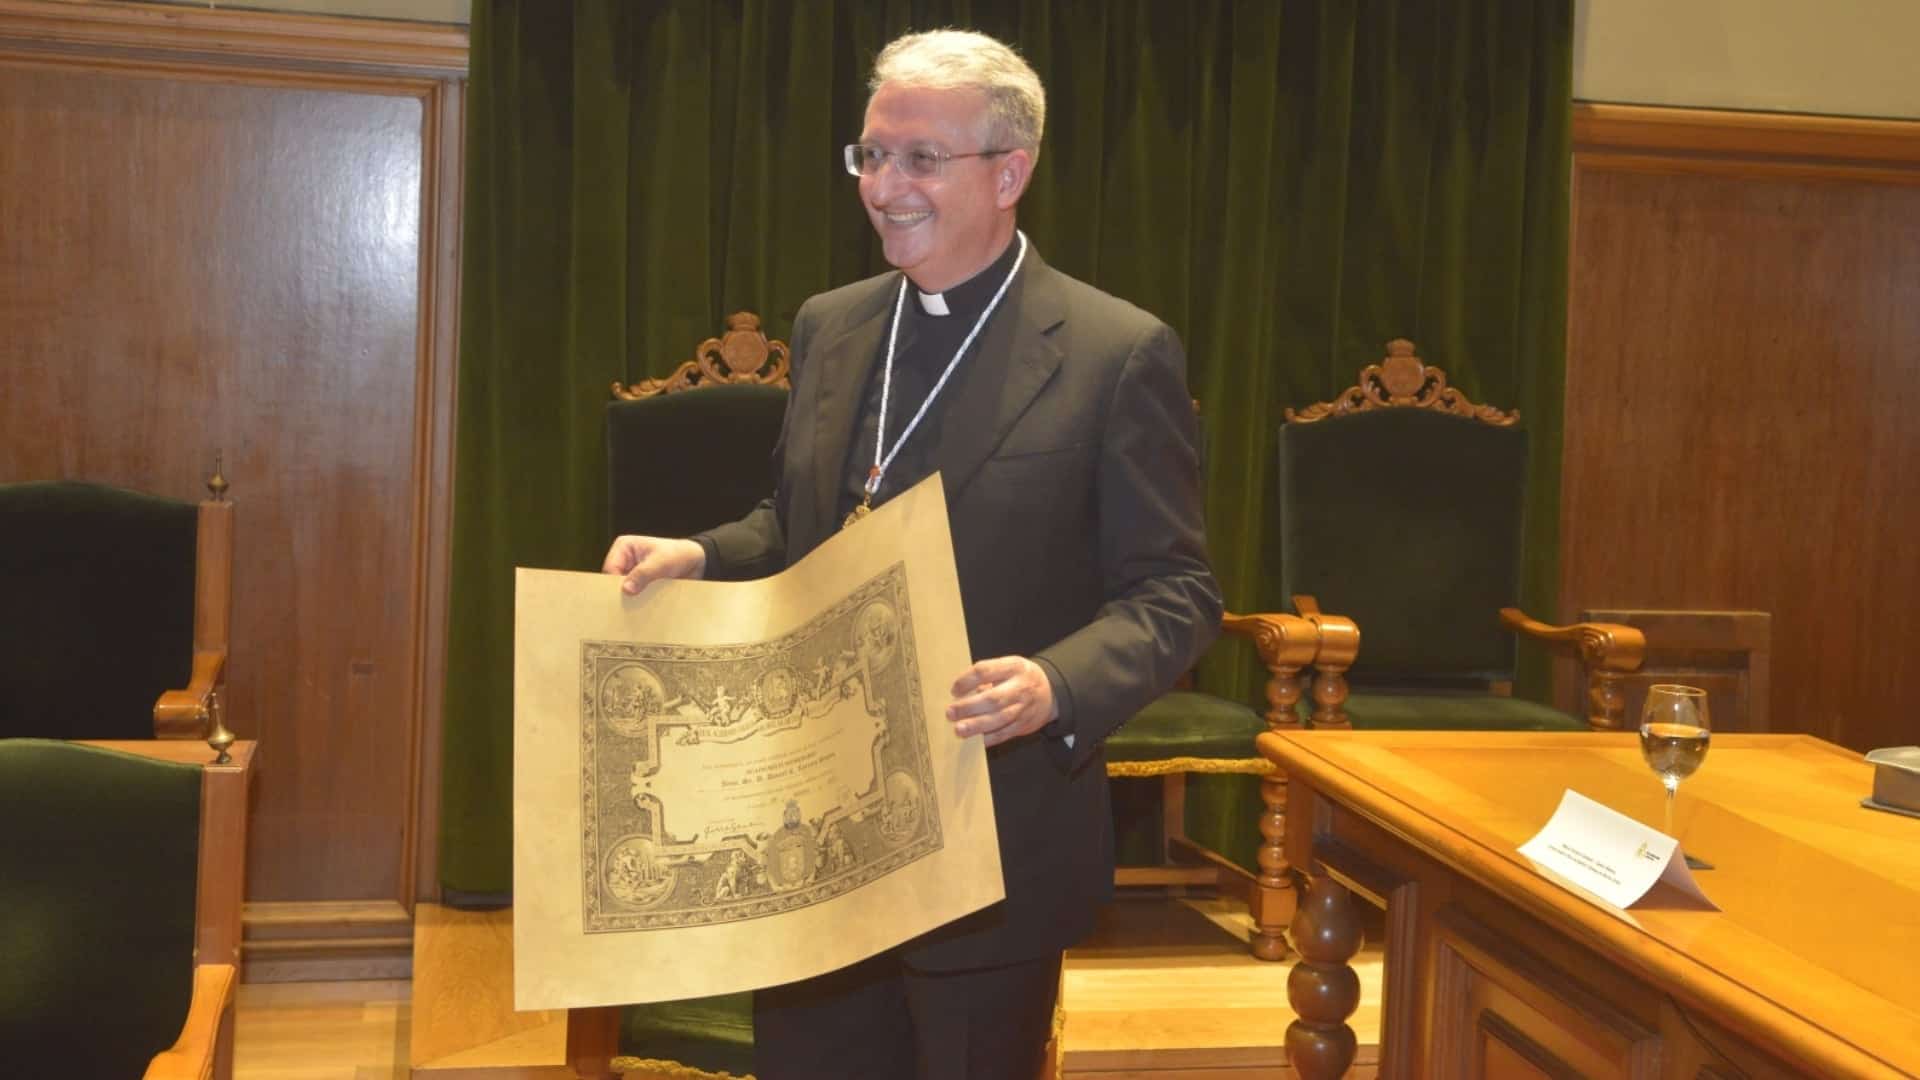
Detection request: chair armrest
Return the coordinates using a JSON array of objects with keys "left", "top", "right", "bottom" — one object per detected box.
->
[
  {"left": 1218, "top": 611, "right": 1317, "bottom": 732},
  {"left": 1498, "top": 607, "right": 1647, "bottom": 731},
  {"left": 1288, "top": 596, "right": 1359, "bottom": 728},
  {"left": 1497, "top": 608, "right": 1645, "bottom": 671},
  {"left": 1220, "top": 611, "right": 1319, "bottom": 669},
  {"left": 154, "top": 649, "right": 226, "bottom": 738},
  {"left": 144, "top": 963, "right": 236, "bottom": 1080}
]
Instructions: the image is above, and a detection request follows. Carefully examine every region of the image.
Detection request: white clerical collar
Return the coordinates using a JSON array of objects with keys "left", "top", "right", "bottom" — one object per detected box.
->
[{"left": 916, "top": 290, "right": 950, "bottom": 316}]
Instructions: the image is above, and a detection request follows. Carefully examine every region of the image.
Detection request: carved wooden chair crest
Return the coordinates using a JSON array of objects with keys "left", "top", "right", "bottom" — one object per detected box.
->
[
  {"left": 611, "top": 311, "right": 790, "bottom": 399},
  {"left": 604, "top": 312, "right": 792, "bottom": 544},
  {"left": 1286, "top": 338, "right": 1518, "bottom": 426}
]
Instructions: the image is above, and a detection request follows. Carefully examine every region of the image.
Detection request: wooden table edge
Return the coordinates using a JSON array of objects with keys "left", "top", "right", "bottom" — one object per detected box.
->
[{"left": 1256, "top": 729, "right": 1914, "bottom": 1080}]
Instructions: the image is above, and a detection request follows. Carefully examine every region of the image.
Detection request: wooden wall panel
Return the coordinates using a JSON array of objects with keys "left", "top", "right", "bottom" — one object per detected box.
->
[
  {"left": 1562, "top": 105, "right": 1920, "bottom": 754},
  {"left": 0, "top": 1, "right": 465, "bottom": 978}
]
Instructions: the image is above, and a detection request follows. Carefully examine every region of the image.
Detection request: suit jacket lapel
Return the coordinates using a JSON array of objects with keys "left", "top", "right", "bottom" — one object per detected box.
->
[
  {"left": 932, "top": 253, "right": 1066, "bottom": 504},
  {"left": 809, "top": 279, "right": 899, "bottom": 539}
]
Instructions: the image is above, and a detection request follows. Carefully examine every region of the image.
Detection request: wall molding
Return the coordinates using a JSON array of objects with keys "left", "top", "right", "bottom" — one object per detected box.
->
[
  {"left": 1574, "top": 103, "right": 1920, "bottom": 185},
  {"left": 0, "top": 0, "right": 466, "bottom": 80},
  {"left": 244, "top": 900, "right": 415, "bottom": 982}
]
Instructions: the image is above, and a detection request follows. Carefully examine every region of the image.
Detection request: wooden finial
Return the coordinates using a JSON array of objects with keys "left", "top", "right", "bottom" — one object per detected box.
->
[{"left": 206, "top": 451, "right": 230, "bottom": 501}]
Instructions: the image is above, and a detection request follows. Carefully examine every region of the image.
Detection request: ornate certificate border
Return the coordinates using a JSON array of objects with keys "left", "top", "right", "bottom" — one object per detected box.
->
[{"left": 578, "top": 562, "right": 942, "bottom": 932}]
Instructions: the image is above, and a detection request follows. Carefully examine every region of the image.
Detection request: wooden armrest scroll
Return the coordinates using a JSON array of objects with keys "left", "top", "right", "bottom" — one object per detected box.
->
[
  {"left": 1498, "top": 607, "right": 1647, "bottom": 731},
  {"left": 154, "top": 650, "right": 226, "bottom": 738},
  {"left": 1220, "top": 611, "right": 1316, "bottom": 733},
  {"left": 144, "top": 963, "right": 236, "bottom": 1080},
  {"left": 1497, "top": 608, "right": 1645, "bottom": 671}
]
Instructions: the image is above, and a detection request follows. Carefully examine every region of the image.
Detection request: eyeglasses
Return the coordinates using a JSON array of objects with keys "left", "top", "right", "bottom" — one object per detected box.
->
[{"left": 843, "top": 143, "right": 1011, "bottom": 180}]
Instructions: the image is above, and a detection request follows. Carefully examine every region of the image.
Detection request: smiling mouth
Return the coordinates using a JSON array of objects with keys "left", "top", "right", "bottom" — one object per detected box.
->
[{"left": 880, "top": 210, "right": 931, "bottom": 226}]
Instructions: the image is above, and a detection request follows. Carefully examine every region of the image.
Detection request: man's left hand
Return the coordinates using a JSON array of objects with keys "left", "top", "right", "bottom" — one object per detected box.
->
[{"left": 948, "top": 656, "right": 1057, "bottom": 747}]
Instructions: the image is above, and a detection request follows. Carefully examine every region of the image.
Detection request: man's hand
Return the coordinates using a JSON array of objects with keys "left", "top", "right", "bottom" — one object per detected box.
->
[
  {"left": 948, "top": 656, "right": 1057, "bottom": 747},
  {"left": 601, "top": 536, "right": 706, "bottom": 595}
]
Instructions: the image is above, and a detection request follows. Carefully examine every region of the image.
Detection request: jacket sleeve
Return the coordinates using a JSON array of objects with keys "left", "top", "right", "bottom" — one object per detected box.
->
[{"left": 1034, "top": 322, "right": 1223, "bottom": 772}]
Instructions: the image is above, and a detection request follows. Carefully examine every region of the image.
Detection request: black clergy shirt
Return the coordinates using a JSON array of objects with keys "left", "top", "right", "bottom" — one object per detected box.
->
[{"left": 834, "top": 236, "right": 1025, "bottom": 523}]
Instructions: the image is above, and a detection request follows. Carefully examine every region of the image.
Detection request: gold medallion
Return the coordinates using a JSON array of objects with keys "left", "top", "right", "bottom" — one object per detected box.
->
[
  {"left": 843, "top": 467, "right": 879, "bottom": 531},
  {"left": 842, "top": 498, "right": 872, "bottom": 531}
]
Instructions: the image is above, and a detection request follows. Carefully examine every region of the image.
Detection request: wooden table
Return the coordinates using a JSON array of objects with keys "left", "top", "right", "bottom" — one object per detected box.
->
[{"left": 1254, "top": 731, "right": 1920, "bottom": 1078}]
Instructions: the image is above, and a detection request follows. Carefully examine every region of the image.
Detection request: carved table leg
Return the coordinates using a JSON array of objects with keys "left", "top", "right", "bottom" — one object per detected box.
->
[
  {"left": 1285, "top": 869, "right": 1363, "bottom": 1079},
  {"left": 1251, "top": 768, "right": 1296, "bottom": 960}
]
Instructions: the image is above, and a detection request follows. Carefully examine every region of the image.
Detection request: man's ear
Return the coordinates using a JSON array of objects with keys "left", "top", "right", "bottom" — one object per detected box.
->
[{"left": 995, "top": 148, "right": 1035, "bottom": 210}]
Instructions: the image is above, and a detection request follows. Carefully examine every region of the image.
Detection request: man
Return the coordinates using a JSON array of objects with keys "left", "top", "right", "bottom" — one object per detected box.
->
[{"left": 602, "top": 29, "right": 1220, "bottom": 1080}]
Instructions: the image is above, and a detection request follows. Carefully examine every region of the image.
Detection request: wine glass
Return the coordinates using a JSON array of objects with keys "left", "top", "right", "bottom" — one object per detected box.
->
[{"left": 1639, "top": 684, "right": 1710, "bottom": 837}]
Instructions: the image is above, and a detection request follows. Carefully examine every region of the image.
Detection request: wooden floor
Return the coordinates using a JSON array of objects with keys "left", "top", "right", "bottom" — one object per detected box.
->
[
  {"left": 232, "top": 896, "right": 1381, "bottom": 1079},
  {"left": 235, "top": 978, "right": 410, "bottom": 1080},
  {"left": 1061, "top": 895, "right": 1381, "bottom": 1078}
]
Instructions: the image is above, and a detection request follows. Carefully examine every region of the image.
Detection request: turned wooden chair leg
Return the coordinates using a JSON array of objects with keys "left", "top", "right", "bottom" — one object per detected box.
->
[{"left": 1250, "top": 769, "right": 1295, "bottom": 961}]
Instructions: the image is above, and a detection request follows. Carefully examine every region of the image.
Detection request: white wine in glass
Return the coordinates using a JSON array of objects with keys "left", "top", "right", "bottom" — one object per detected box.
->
[{"left": 1639, "top": 684, "right": 1710, "bottom": 837}]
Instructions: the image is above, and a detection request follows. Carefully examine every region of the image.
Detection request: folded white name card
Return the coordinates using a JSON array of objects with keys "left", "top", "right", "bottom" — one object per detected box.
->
[{"left": 1518, "top": 790, "right": 1718, "bottom": 911}]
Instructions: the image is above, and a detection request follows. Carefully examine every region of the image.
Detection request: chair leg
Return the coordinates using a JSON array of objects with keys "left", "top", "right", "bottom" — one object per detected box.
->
[
  {"left": 1160, "top": 772, "right": 1187, "bottom": 864},
  {"left": 1250, "top": 769, "right": 1296, "bottom": 961},
  {"left": 566, "top": 1006, "right": 621, "bottom": 1080}
]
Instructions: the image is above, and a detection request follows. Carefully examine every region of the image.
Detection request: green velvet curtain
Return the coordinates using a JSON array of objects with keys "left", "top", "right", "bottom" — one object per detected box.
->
[{"left": 442, "top": 0, "right": 1573, "bottom": 894}]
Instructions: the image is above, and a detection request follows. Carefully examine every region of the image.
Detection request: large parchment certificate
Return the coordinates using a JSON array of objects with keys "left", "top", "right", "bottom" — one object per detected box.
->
[{"left": 513, "top": 476, "right": 1002, "bottom": 1009}]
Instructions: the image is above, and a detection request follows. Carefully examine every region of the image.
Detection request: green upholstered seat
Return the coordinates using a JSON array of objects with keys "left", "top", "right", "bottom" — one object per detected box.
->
[
  {"left": 1339, "top": 689, "right": 1584, "bottom": 731},
  {"left": 0, "top": 481, "right": 198, "bottom": 740},
  {"left": 1106, "top": 690, "right": 1268, "bottom": 767},
  {"left": 1108, "top": 692, "right": 1272, "bottom": 878},
  {"left": 0, "top": 739, "right": 202, "bottom": 1078},
  {"left": 617, "top": 993, "right": 755, "bottom": 1078}
]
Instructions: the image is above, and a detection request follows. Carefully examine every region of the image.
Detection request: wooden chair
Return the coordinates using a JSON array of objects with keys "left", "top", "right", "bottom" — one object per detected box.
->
[
  {"left": 1278, "top": 340, "right": 1645, "bottom": 730},
  {"left": 0, "top": 462, "right": 232, "bottom": 740},
  {"left": 0, "top": 737, "right": 254, "bottom": 1080},
  {"left": 563, "top": 314, "right": 792, "bottom": 1080},
  {"left": 1573, "top": 609, "right": 1772, "bottom": 733}
]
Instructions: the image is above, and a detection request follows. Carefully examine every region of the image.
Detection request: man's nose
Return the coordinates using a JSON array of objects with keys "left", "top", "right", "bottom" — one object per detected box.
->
[{"left": 866, "top": 157, "right": 913, "bottom": 200}]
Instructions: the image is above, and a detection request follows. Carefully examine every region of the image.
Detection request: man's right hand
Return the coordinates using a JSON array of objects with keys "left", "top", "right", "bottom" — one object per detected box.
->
[{"left": 602, "top": 536, "right": 707, "bottom": 595}]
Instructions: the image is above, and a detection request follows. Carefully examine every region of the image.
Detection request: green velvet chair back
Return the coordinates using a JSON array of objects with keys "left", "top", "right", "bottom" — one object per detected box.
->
[
  {"left": 0, "top": 481, "right": 197, "bottom": 739},
  {"left": 606, "top": 384, "right": 787, "bottom": 539},
  {"left": 605, "top": 311, "right": 789, "bottom": 542},
  {"left": 1278, "top": 363, "right": 1529, "bottom": 686},
  {"left": 0, "top": 739, "right": 202, "bottom": 1078}
]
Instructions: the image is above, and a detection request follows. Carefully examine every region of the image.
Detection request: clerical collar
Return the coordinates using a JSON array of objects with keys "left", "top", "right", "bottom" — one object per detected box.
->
[{"left": 913, "top": 237, "right": 1024, "bottom": 318}]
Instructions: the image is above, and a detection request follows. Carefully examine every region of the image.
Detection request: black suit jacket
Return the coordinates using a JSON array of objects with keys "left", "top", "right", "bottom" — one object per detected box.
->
[{"left": 701, "top": 248, "right": 1222, "bottom": 969}]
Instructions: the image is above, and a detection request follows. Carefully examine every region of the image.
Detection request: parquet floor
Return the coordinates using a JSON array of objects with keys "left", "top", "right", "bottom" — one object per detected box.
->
[{"left": 232, "top": 895, "right": 1382, "bottom": 1079}]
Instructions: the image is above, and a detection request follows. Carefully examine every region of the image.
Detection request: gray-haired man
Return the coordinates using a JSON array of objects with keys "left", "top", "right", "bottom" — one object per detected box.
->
[{"left": 604, "top": 28, "right": 1220, "bottom": 1079}]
